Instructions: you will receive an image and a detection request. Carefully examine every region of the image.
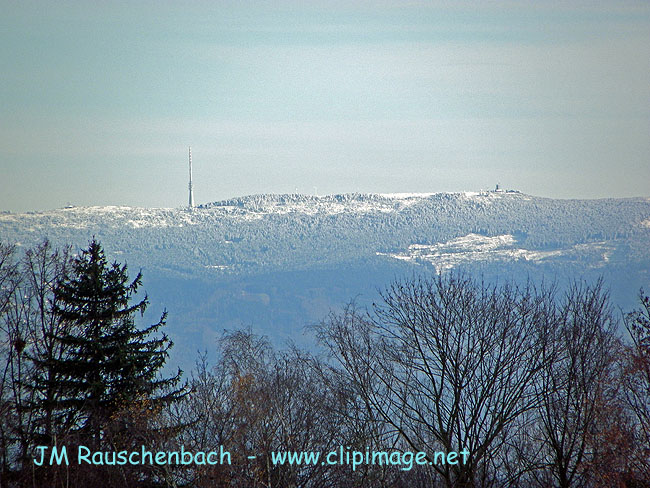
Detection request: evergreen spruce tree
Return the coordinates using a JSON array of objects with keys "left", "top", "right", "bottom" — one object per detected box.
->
[{"left": 47, "top": 239, "right": 185, "bottom": 445}]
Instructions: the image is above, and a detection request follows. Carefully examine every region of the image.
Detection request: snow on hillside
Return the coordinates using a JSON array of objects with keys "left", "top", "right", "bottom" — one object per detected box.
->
[
  {"left": 1, "top": 191, "right": 649, "bottom": 278},
  {"left": 378, "top": 233, "right": 615, "bottom": 273},
  {"left": 3, "top": 191, "right": 649, "bottom": 363}
]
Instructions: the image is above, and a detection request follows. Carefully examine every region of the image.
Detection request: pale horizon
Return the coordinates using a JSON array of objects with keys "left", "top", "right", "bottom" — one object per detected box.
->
[{"left": 2, "top": 1, "right": 649, "bottom": 212}]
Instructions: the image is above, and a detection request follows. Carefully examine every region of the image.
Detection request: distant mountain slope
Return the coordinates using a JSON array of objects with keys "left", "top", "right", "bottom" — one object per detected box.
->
[
  {"left": 3, "top": 191, "right": 649, "bottom": 275},
  {"left": 2, "top": 192, "right": 649, "bottom": 366}
]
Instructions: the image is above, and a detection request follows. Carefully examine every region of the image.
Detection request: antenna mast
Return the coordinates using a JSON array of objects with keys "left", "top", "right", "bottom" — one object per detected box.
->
[{"left": 188, "top": 146, "right": 194, "bottom": 209}]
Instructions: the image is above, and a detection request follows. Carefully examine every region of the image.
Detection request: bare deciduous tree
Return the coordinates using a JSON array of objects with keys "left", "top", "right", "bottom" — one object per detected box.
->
[
  {"left": 0, "top": 240, "right": 73, "bottom": 486},
  {"left": 175, "top": 329, "right": 369, "bottom": 488},
  {"left": 318, "top": 273, "right": 555, "bottom": 488},
  {"left": 0, "top": 242, "right": 20, "bottom": 487},
  {"left": 623, "top": 290, "right": 650, "bottom": 484},
  {"left": 526, "top": 280, "right": 626, "bottom": 488}
]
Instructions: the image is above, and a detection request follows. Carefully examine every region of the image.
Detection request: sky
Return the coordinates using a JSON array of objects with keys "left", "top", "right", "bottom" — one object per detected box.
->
[{"left": 1, "top": 0, "right": 649, "bottom": 212}]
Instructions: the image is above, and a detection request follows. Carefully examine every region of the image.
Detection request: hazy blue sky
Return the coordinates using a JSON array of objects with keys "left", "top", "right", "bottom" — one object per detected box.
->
[{"left": 1, "top": 1, "right": 649, "bottom": 211}]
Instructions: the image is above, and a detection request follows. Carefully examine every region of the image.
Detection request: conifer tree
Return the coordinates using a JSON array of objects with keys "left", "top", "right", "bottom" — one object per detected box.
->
[{"left": 45, "top": 239, "right": 184, "bottom": 444}]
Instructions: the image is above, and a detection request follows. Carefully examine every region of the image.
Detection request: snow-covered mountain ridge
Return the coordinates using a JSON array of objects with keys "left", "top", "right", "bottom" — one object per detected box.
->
[
  {"left": 2, "top": 191, "right": 649, "bottom": 360},
  {"left": 2, "top": 191, "right": 648, "bottom": 276}
]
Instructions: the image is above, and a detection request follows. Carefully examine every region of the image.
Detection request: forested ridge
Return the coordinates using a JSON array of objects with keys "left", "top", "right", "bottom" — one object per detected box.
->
[
  {"left": 2, "top": 192, "right": 649, "bottom": 278},
  {"left": 2, "top": 192, "right": 649, "bottom": 361}
]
